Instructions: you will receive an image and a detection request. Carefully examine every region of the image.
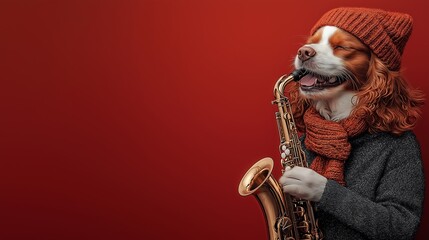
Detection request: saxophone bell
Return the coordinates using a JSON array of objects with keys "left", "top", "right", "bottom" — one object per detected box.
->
[{"left": 238, "top": 157, "right": 291, "bottom": 240}]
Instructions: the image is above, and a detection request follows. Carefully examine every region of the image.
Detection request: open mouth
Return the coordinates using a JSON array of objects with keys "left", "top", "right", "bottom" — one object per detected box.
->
[{"left": 299, "top": 70, "right": 346, "bottom": 91}]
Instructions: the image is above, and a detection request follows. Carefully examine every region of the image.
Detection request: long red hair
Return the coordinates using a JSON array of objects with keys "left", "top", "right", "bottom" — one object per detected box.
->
[{"left": 290, "top": 53, "right": 425, "bottom": 135}]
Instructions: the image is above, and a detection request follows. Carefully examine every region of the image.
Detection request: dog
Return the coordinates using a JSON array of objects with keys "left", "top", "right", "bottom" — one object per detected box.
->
[
  {"left": 290, "top": 25, "right": 423, "bottom": 135},
  {"left": 279, "top": 9, "right": 425, "bottom": 240}
]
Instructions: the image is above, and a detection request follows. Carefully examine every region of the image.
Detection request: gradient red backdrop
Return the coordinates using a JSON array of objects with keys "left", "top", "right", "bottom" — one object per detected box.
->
[{"left": 1, "top": 0, "right": 428, "bottom": 239}]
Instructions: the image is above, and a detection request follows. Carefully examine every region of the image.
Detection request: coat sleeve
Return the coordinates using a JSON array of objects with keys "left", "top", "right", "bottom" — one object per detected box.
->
[{"left": 315, "top": 133, "right": 425, "bottom": 240}]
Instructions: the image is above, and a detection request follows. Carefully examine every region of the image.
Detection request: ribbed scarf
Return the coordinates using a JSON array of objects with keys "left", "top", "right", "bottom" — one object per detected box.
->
[{"left": 304, "top": 107, "right": 367, "bottom": 186}]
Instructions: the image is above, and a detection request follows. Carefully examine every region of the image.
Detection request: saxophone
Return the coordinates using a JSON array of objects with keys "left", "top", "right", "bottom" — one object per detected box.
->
[{"left": 238, "top": 69, "right": 322, "bottom": 240}]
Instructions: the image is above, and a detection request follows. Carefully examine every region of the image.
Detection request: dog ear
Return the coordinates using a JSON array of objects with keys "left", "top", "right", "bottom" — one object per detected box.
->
[{"left": 355, "top": 53, "right": 424, "bottom": 135}]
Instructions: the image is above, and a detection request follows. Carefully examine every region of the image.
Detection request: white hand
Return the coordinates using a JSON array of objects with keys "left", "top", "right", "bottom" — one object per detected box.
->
[{"left": 279, "top": 166, "right": 327, "bottom": 202}]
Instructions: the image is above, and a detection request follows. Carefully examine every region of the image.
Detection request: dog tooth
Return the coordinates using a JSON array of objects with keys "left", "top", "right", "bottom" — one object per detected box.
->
[{"left": 328, "top": 78, "right": 336, "bottom": 83}]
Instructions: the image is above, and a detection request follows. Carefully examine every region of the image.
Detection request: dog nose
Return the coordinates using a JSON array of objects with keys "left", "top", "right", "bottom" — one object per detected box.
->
[{"left": 297, "top": 46, "right": 316, "bottom": 62}]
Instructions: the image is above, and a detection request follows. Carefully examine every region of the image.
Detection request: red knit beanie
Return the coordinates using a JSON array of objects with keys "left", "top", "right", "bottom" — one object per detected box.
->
[{"left": 311, "top": 7, "right": 413, "bottom": 71}]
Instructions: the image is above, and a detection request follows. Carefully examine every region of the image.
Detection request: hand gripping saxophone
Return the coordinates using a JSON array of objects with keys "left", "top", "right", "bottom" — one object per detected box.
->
[{"left": 238, "top": 69, "right": 322, "bottom": 240}]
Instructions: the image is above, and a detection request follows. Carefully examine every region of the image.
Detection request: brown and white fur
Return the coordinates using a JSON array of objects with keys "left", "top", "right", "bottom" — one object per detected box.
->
[
  {"left": 290, "top": 26, "right": 423, "bottom": 135},
  {"left": 294, "top": 26, "right": 370, "bottom": 121}
]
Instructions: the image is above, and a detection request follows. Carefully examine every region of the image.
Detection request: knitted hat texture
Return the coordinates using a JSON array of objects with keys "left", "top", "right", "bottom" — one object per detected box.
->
[{"left": 311, "top": 7, "right": 413, "bottom": 71}]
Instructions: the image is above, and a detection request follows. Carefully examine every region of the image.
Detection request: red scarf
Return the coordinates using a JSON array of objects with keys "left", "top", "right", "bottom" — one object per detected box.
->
[{"left": 304, "top": 107, "right": 367, "bottom": 186}]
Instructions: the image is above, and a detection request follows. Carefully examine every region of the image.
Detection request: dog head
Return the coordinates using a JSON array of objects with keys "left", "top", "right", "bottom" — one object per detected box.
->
[
  {"left": 292, "top": 26, "right": 371, "bottom": 121},
  {"left": 289, "top": 8, "right": 424, "bottom": 134}
]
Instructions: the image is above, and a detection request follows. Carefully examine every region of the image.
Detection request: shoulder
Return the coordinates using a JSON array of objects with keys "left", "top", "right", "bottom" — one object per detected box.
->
[
  {"left": 351, "top": 131, "right": 420, "bottom": 151},
  {"left": 360, "top": 131, "right": 422, "bottom": 168},
  {"left": 378, "top": 131, "right": 420, "bottom": 153},
  {"left": 345, "top": 131, "right": 422, "bottom": 171}
]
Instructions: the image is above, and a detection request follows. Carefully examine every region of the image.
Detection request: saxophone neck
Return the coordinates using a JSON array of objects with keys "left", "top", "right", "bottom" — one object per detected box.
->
[{"left": 273, "top": 68, "right": 307, "bottom": 98}]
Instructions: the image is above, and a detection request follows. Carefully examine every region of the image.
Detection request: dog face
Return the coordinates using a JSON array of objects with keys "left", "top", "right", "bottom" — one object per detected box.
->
[{"left": 294, "top": 26, "right": 370, "bottom": 101}]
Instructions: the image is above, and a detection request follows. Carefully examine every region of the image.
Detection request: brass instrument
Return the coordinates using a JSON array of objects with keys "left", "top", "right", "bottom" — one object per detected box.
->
[{"left": 238, "top": 69, "right": 322, "bottom": 240}]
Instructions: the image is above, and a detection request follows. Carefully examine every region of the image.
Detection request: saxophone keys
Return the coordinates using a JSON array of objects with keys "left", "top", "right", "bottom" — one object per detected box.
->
[
  {"left": 294, "top": 206, "right": 305, "bottom": 217},
  {"left": 281, "top": 145, "right": 291, "bottom": 155},
  {"left": 280, "top": 144, "right": 291, "bottom": 163},
  {"left": 275, "top": 216, "right": 293, "bottom": 233},
  {"left": 298, "top": 221, "right": 310, "bottom": 232},
  {"left": 300, "top": 233, "right": 313, "bottom": 240}
]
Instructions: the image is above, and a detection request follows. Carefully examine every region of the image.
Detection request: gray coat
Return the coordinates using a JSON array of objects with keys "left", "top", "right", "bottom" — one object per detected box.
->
[{"left": 303, "top": 131, "right": 425, "bottom": 240}]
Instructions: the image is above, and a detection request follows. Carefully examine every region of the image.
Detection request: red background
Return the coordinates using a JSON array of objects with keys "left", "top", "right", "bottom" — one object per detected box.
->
[{"left": 1, "top": 0, "right": 428, "bottom": 239}]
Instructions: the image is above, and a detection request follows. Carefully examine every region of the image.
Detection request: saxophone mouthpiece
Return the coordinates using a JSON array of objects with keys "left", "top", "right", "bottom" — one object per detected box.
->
[{"left": 291, "top": 68, "right": 308, "bottom": 81}]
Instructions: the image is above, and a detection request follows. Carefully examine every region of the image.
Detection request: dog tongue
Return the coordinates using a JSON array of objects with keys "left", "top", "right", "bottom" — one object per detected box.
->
[{"left": 299, "top": 74, "right": 317, "bottom": 86}]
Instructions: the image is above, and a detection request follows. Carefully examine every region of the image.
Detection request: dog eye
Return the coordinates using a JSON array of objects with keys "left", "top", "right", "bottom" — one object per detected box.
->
[{"left": 334, "top": 45, "right": 348, "bottom": 50}]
